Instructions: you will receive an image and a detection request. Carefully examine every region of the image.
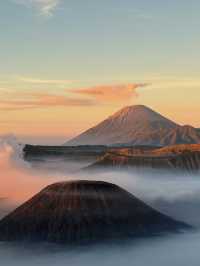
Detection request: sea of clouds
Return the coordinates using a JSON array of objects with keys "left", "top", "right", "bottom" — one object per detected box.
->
[{"left": 0, "top": 135, "right": 200, "bottom": 265}]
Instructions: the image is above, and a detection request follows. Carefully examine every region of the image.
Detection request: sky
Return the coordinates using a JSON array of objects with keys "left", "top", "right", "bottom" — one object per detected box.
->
[{"left": 0, "top": 0, "right": 200, "bottom": 144}]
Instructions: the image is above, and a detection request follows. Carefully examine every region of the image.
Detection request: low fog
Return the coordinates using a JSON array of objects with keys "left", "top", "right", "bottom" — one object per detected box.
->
[
  {"left": 0, "top": 231, "right": 200, "bottom": 266},
  {"left": 0, "top": 135, "right": 200, "bottom": 265}
]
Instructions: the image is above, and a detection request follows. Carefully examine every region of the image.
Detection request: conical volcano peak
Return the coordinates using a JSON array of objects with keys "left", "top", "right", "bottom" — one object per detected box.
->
[
  {"left": 113, "top": 104, "right": 152, "bottom": 115},
  {"left": 65, "top": 105, "right": 200, "bottom": 146},
  {"left": 110, "top": 105, "right": 175, "bottom": 124},
  {"left": 42, "top": 180, "right": 120, "bottom": 196},
  {"left": 110, "top": 105, "right": 146, "bottom": 118},
  {"left": 0, "top": 180, "right": 188, "bottom": 244}
]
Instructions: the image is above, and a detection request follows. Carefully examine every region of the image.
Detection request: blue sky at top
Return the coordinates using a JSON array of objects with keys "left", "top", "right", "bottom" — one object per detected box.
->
[{"left": 0, "top": 0, "right": 200, "bottom": 87}]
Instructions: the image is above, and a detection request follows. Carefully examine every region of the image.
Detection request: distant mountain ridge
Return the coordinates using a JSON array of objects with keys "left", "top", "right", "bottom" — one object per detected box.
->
[
  {"left": 65, "top": 105, "right": 200, "bottom": 146},
  {"left": 86, "top": 144, "right": 200, "bottom": 172}
]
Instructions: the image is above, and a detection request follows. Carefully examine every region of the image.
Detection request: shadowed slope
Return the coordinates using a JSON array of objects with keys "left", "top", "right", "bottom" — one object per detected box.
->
[{"left": 0, "top": 180, "right": 188, "bottom": 244}]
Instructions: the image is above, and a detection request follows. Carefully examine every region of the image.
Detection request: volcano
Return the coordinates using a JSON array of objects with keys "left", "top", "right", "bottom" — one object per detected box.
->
[
  {"left": 0, "top": 180, "right": 188, "bottom": 244},
  {"left": 65, "top": 105, "right": 200, "bottom": 146}
]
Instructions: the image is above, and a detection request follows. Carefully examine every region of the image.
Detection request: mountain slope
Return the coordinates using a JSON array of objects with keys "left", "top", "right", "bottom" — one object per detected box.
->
[
  {"left": 87, "top": 147, "right": 200, "bottom": 172},
  {"left": 0, "top": 180, "right": 188, "bottom": 244},
  {"left": 65, "top": 105, "right": 200, "bottom": 146}
]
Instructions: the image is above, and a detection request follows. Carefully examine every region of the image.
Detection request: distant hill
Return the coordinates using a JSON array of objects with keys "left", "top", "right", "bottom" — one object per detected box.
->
[{"left": 65, "top": 105, "right": 200, "bottom": 146}]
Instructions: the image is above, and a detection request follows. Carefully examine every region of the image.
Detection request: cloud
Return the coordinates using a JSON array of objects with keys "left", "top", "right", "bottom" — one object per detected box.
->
[
  {"left": 18, "top": 76, "right": 74, "bottom": 85},
  {"left": 15, "top": 0, "right": 60, "bottom": 17},
  {"left": 0, "top": 83, "right": 147, "bottom": 110},
  {"left": 72, "top": 83, "right": 147, "bottom": 104},
  {"left": 0, "top": 92, "right": 95, "bottom": 111}
]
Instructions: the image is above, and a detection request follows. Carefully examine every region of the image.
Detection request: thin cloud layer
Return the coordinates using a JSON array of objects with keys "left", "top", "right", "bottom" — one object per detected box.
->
[
  {"left": 18, "top": 76, "right": 74, "bottom": 85},
  {"left": 15, "top": 0, "right": 60, "bottom": 17},
  {"left": 0, "top": 83, "right": 147, "bottom": 110},
  {"left": 72, "top": 83, "right": 147, "bottom": 104},
  {"left": 0, "top": 93, "right": 95, "bottom": 110}
]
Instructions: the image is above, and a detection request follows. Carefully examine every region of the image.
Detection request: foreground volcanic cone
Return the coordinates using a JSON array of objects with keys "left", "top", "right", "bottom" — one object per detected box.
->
[{"left": 0, "top": 180, "right": 188, "bottom": 244}]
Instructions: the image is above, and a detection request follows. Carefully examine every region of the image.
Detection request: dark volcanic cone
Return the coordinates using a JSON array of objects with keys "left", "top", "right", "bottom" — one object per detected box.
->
[{"left": 0, "top": 180, "right": 188, "bottom": 244}]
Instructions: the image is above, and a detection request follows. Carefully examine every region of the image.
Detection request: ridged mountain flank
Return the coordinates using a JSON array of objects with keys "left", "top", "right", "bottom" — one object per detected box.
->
[
  {"left": 65, "top": 105, "right": 200, "bottom": 146},
  {"left": 0, "top": 180, "right": 188, "bottom": 244}
]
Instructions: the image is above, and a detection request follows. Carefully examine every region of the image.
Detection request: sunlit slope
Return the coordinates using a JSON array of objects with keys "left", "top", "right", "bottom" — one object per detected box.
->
[{"left": 87, "top": 144, "right": 200, "bottom": 172}]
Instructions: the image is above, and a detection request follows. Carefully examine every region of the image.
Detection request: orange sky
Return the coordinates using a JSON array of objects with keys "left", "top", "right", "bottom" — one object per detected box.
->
[{"left": 0, "top": 78, "right": 200, "bottom": 144}]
